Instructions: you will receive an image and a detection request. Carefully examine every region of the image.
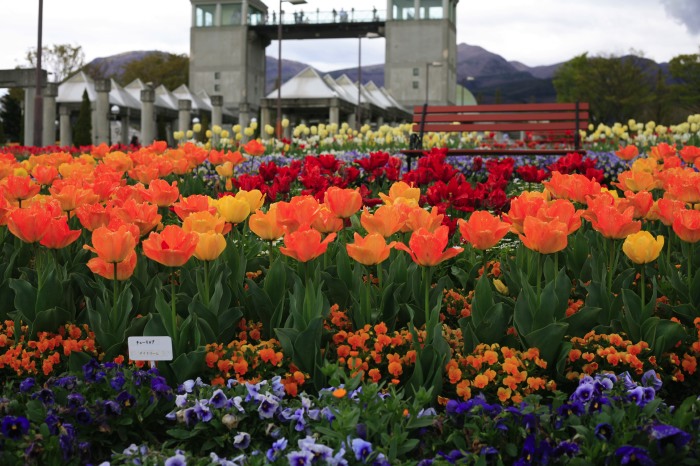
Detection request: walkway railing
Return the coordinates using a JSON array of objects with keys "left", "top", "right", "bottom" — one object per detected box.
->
[{"left": 248, "top": 9, "right": 386, "bottom": 26}]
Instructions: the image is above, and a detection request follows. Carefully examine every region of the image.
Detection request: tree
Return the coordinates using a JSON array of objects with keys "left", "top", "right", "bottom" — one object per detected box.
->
[
  {"left": 119, "top": 52, "right": 189, "bottom": 90},
  {"left": 669, "top": 52, "right": 700, "bottom": 113},
  {"left": 26, "top": 44, "right": 85, "bottom": 83},
  {"left": 73, "top": 90, "right": 92, "bottom": 146},
  {"left": 553, "top": 53, "right": 655, "bottom": 125},
  {"left": 0, "top": 89, "right": 24, "bottom": 143}
]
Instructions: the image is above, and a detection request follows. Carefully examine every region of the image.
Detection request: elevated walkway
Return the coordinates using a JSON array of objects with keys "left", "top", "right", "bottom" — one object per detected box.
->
[{"left": 250, "top": 8, "right": 386, "bottom": 40}]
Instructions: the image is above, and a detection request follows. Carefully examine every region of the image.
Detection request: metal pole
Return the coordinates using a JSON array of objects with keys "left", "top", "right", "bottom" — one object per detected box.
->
[
  {"left": 425, "top": 61, "right": 430, "bottom": 104},
  {"left": 356, "top": 35, "right": 362, "bottom": 131},
  {"left": 276, "top": 0, "right": 282, "bottom": 139},
  {"left": 33, "top": 0, "right": 44, "bottom": 147}
]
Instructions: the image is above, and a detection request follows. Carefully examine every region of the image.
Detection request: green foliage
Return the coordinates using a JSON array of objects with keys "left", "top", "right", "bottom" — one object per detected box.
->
[
  {"left": 0, "top": 88, "right": 24, "bottom": 144},
  {"left": 25, "top": 43, "right": 85, "bottom": 83},
  {"left": 73, "top": 89, "right": 92, "bottom": 146},
  {"left": 553, "top": 53, "right": 656, "bottom": 125},
  {"left": 668, "top": 52, "right": 700, "bottom": 113},
  {"left": 119, "top": 52, "right": 189, "bottom": 90}
]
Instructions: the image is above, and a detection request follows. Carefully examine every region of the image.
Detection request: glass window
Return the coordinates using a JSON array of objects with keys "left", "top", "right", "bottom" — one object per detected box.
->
[
  {"left": 419, "top": 0, "right": 443, "bottom": 19},
  {"left": 195, "top": 5, "right": 216, "bottom": 27},
  {"left": 214, "top": 84, "right": 220, "bottom": 92},
  {"left": 412, "top": 81, "right": 419, "bottom": 89},
  {"left": 413, "top": 68, "right": 419, "bottom": 76},
  {"left": 248, "top": 6, "right": 265, "bottom": 25},
  {"left": 392, "top": 0, "right": 415, "bottom": 20},
  {"left": 222, "top": 4, "right": 243, "bottom": 25},
  {"left": 214, "top": 72, "right": 220, "bottom": 80}
]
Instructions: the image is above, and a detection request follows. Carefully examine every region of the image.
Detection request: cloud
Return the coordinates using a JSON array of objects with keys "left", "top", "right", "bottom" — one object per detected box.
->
[{"left": 661, "top": 0, "right": 700, "bottom": 34}]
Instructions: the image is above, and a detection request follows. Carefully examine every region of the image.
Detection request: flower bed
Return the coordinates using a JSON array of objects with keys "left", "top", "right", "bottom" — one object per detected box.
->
[{"left": 0, "top": 136, "right": 698, "bottom": 463}]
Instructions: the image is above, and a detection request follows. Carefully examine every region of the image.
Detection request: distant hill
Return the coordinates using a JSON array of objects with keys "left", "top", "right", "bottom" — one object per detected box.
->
[{"left": 84, "top": 44, "right": 670, "bottom": 104}]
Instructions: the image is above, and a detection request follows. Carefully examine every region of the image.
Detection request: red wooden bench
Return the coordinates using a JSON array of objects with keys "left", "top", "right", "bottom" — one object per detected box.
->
[{"left": 401, "top": 102, "right": 589, "bottom": 169}]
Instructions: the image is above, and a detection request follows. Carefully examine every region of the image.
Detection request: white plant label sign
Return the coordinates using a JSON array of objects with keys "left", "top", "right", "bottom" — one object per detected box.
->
[{"left": 127, "top": 336, "right": 173, "bottom": 361}]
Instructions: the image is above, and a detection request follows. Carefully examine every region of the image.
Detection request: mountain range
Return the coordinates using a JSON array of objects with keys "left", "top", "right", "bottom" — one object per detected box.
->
[{"left": 87, "top": 43, "right": 671, "bottom": 104}]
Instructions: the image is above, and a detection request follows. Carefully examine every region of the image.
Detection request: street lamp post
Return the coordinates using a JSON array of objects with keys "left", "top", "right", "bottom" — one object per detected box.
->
[
  {"left": 33, "top": 0, "right": 44, "bottom": 147},
  {"left": 110, "top": 105, "right": 120, "bottom": 146},
  {"left": 276, "top": 0, "right": 307, "bottom": 139},
  {"left": 356, "top": 32, "right": 380, "bottom": 131}
]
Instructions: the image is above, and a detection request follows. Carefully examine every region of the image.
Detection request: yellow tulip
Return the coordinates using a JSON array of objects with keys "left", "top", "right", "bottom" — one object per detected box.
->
[
  {"left": 622, "top": 231, "right": 664, "bottom": 264},
  {"left": 194, "top": 231, "right": 226, "bottom": 261},
  {"left": 216, "top": 196, "right": 250, "bottom": 224}
]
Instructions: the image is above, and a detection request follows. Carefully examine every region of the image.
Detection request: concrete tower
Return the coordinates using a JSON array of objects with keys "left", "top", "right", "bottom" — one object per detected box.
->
[
  {"left": 189, "top": 0, "right": 269, "bottom": 126},
  {"left": 384, "top": 0, "right": 458, "bottom": 107}
]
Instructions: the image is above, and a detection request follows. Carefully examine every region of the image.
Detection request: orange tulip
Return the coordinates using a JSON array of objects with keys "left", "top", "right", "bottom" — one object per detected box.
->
[
  {"left": 142, "top": 225, "right": 199, "bottom": 267},
  {"left": 242, "top": 139, "right": 266, "bottom": 157},
  {"left": 680, "top": 145, "right": 700, "bottom": 165},
  {"left": 39, "top": 217, "right": 82, "bottom": 249},
  {"left": 458, "top": 211, "right": 510, "bottom": 250},
  {"left": 49, "top": 182, "right": 100, "bottom": 213},
  {"left": 311, "top": 205, "right": 344, "bottom": 234},
  {"left": 672, "top": 209, "right": 700, "bottom": 243},
  {"left": 276, "top": 196, "right": 321, "bottom": 233},
  {"left": 324, "top": 187, "right": 362, "bottom": 219},
  {"left": 346, "top": 233, "right": 395, "bottom": 265},
  {"left": 405, "top": 206, "right": 444, "bottom": 232},
  {"left": 84, "top": 225, "right": 137, "bottom": 263},
  {"left": 127, "top": 164, "right": 159, "bottom": 185},
  {"left": 615, "top": 145, "right": 639, "bottom": 161},
  {"left": 535, "top": 199, "right": 582, "bottom": 234},
  {"left": 2, "top": 175, "right": 41, "bottom": 204},
  {"left": 32, "top": 165, "right": 59, "bottom": 186},
  {"left": 394, "top": 225, "right": 463, "bottom": 267},
  {"left": 182, "top": 211, "right": 226, "bottom": 234},
  {"left": 148, "top": 179, "right": 180, "bottom": 207},
  {"left": 649, "top": 142, "right": 677, "bottom": 161},
  {"left": 193, "top": 231, "right": 227, "bottom": 261},
  {"left": 542, "top": 172, "right": 602, "bottom": 204},
  {"left": 109, "top": 199, "right": 162, "bottom": 237},
  {"left": 584, "top": 199, "right": 641, "bottom": 240},
  {"left": 378, "top": 181, "right": 420, "bottom": 206},
  {"left": 620, "top": 190, "right": 654, "bottom": 220},
  {"left": 173, "top": 194, "right": 217, "bottom": 221},
  {"left": 615, "top": 170, "right": 660, "bottom": 193},
  {"left": 75, "top": 202, "right": 111, "bottom": 231},
  {"left": 249, "top": 205, "right": 286, "bottom": 241},
  {"left": 87, "top": 250, "right": 137, "bottom": 281},
  {"left": 663, "top": 171, "right": 700, "bottom": 204},
  {"left": 518, "top": 217, "right": 569, "bottom": 254},
  {"left": 6, "top": 206, "right": 52, "bottom": 243},
  {"left": 0, "top": 195, "right": 14, "bottom": 226},
  {"left": 279, "top": 225, "right": 336, "bottom": 263},
  {"left": 360, "top": 206, "right": 403, "bottom": 238},
  {"left": 503, "top": 191, "right": 548, "bottom": 234},
  {"left": 654, "top": 198, "right": 687, "bottom": 226}
]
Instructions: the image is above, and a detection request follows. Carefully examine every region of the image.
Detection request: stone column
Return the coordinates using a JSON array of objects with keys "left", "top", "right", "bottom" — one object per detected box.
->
[
  {"left": 121, "top": 108, "right": 131, "bottom": 146},
  {"left": 260, "top": 104, "right": 271, "bottom": 140},
  {"left": 377, "top": 115, "right": 385, "bottom": 126},
  {"left": 23, "top": 87, "right": 35, "bottom": 147},
  {"left": 347, "top": 113, "right": 356, "bottom": 130},
  {"left": 59, "top": 105, "right": 72, "bottom": 147},
  {"left": 329, "top": 99, "right": 340, "bottom": 126},
  {"left": 42, "top": 83, "right": 58, "bottom": 147},
  {"left": 95, "top": 79, "right": 111, "bottom": 144},
  {"left": 238, "top": 102, "right": 250, "bottom": 142},
  {"left": 210, "top": 95, "right": 223, "bottom": 145},
  {"left": 178, "top": 99, "right": 192, "bottom": 134},
  {"left": 140, "top": 85, "right": 156, "bottom": 145}
]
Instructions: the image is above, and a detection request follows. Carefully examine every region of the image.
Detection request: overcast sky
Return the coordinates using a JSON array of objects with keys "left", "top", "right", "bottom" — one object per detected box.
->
[{"left": 1, "top": 0, "right": 699, "bottom": 76}]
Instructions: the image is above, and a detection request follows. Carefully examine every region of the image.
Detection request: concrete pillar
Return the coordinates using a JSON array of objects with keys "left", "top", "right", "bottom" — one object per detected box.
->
[
  {"left": 59, "top": 105, "right": 72, "bottom": 147},
  {"left": 377, "top": 116, "right": 385, "bottom": 126},
  {"left": 215, "top": 3, "right": 221, "bottom": 26},
  {"left": 23, "top": 87, "right": 35, "bottom": 147},
  {"left": 210, "top": 95, "right": 223, "bottom": 145},
  {"left": 178, "top": 99, "right": 192, "bottom": 134},
  {"left": 41, "top": 83, "right": 58, "bottom": 147},
  {"left": 121, "top": 109, "right": 130, "bottom": 146},
  {"left": 140, "top": 84, "right": 156, "bottom": 145},
  {"left": 386, "top": 0, "right": 393, "bottom": 20},
  {"left": 241, "top": 0, "right": 249, "bottom": 25},
  {"left": 91, "top": 101, "right": 97, "bottom": 145},
  {"left": 238, "top": 102, "right": 250, "bottom": 142},
  {"left": 329, "top": 99, "right": 340, "bottom": 126},
  {"left": 260, "top": 104, "right": 272, "bottom": 140},
  {"left": 165, "top": 121, "right": 174, "bottom": 146},
  {"left": 95, "top": 79, "right": 111, "bottom": 144},
  {"left": 347, "top": 113, "right": 356, "bottom": 129}
]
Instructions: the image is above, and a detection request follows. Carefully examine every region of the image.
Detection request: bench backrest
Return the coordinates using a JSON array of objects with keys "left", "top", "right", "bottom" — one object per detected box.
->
[{"left": 411, "top": 102, "right": 589, "bottom": 135}]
